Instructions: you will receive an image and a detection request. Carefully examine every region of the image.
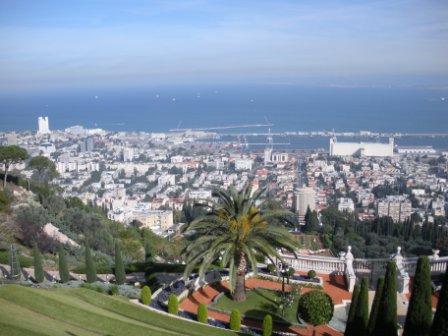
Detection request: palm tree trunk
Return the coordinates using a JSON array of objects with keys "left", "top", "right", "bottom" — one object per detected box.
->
[{"left": 232, "top": 253, "right": 247, "bottom": 302}]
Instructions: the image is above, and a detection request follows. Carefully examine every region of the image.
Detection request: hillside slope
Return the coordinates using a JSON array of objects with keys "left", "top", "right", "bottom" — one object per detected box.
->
[{"left": 0, "top": 285, "right": 236, "bottom": 336}]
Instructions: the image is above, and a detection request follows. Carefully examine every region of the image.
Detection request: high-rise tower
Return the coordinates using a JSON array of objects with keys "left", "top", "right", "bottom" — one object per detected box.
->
[{"left": 37, "top": 116, "right": 50, "bottom": 135}]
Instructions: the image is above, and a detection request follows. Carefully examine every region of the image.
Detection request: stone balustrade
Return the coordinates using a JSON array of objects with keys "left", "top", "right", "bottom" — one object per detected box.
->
[{"left": 280, "top": 247, "right": 448, "bottom": 294}]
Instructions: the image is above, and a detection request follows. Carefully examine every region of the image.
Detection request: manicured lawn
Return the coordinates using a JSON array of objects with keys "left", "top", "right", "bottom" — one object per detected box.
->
[
  {"left": 211, "top": 288, "right": 301, "bottom": 325},
  {"left": 0, "top": 285, "right": 237, "bottom": 336}
]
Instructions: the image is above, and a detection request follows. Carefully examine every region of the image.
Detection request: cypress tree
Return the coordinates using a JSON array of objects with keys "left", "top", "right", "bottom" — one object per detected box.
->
[
  {"left": 403, "top": 256, "right": 432, "bottom": 336},
  {"left": 33, "top": 245, "right": 44, "bottom": 283},
  {"left": 344, "top": 283, "right": 360, "bottom": 336},
  {"left": 373, "top": 261, "right": 397, "bottom": 336},
  {"left": 352, "top": 278, "right": 369, "bottom": 335},
  {"left": 430, "top": 267, "right": 448, "bottom": 336},
  {"left": 145, "top": 241, "right": 153, "bottom": 263},
  {"left": 367, "top": 277, "right": 384, "bottom": 335},
  {"left": 114, "top": 241, "right": 126, "bottom": 285},
  {"left": 85, "top": 245, "right": 97, "bottom": 283},
  {"left": 58, "top": 245, "right": 70, "bottom": 283}
]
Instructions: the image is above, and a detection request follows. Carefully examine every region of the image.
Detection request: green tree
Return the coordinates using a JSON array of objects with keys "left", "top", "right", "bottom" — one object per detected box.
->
[
  {"left": 403, "top": 256, "right": 432, "bottom": 336},
  {"left": 430, "top": 267, "right": 448, "bottom": 336},
  {"left": 197, "top": 303, "right": 208, "bottom": 324},
  {"left": 229, "top": 309, "right": 241, "bottom": 331},
  {"left": 144, "top": 240, "right": 153, "bottom": 263},
  {"left": 140, "top": 285, "right": 151, "bottom": 305},
  {"left": 262, "top": 314, "right": 273, "bottom": 336},
  {"left": 168, "top": 294, "right": 179, "bottom": 315},
  {"left": 32, "top": 245, "right": 44, "bottom": 283},
  {"left": 352, "top": 278, "right": 369, "bottom": 335},
  {"left": 304, "top": 207, "right": 319, "bottom": 232},
  {"left": 344, "top": 284, "right": 360, "bottom": 336},
  {"left": 298, "top": 290, "right": 334, "bottom": 334},
  {"left": 0, "top": 145, "right": 28, "bottom": 187},
  {"left": 28, "top": 155, "right": 58, "bottom": 184},
  {"left": 85, "top": 245, "right": 97, "bottom": 283},
  {"left": 373, "top": 261, "right": 397, "bottom": 336},
  {"left": 367, "top": 277, "right": 384, "bottom": 335},
  {"left": 114, "top": 241, "right": 126, "bottom": 285},
  {"left": 183, "top": 186, "right": 297, "bottom": 301},
  {"left": 58, "top": 245, "right": 70, "bottom": 283}
]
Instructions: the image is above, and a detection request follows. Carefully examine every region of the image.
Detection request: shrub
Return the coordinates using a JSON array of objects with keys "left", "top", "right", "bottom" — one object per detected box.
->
[
  {"left": 267, "top": 263, "right": 276, "bottom": 274},
  {"left": 197, "top": 303, "right": 208, "bottom": 324},
  {"left": 168, "top": 294, "right": 179, "bottom": 315},
  {"left": 298, "top": 290, "right": 334, "bottom": 328},
  {"left": 307, "top": 270, "right": 316, "bottom": 279},
  {"left": 81, "top": 283, "right": 103, "bottom": 293},
  {"left": 229, "top": 309, "right": 241, "bottom": 331},
  {"left": 140, "top": 285, "right": 151, "bottom": 305},
  {"left": 262, "top": 314, "right": 273, "bottom": 336},
  {"left": 287, "top": 267, "right": 295, "bottom": 277},
  {"left": 109, "top": 284, "right": 119, "bottom": 296}
]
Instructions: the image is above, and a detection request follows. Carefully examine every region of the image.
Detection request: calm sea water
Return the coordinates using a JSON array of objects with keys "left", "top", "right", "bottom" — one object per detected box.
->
[{"left": 1, "top": 85, "right": 447, "bottom": 134}]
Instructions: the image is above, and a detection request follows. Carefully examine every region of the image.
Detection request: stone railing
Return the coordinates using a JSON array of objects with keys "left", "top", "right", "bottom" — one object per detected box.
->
[
  {"left": 280, "top": 254, "right": 345, "bottom": 274},
  {"left": 280, "top": 247, "right": 448, "bottom": 294}
]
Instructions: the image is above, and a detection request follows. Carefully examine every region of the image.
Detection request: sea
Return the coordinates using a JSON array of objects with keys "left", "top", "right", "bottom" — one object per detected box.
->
[{"left": 1, "top": 85, "right": 447, "bottom": 149}]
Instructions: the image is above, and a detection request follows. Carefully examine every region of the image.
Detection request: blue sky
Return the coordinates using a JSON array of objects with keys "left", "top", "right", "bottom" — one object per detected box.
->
[{"left": 1, "top": 0, "right": 447, "bottom": 92}]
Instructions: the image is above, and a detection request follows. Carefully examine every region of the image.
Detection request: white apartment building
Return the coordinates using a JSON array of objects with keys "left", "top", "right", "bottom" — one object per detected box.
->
[
  {"left": 123, "top": 147, "right": 134, "bottom": 162},
  {"left": 294, "top": 187, "right": 316, "bottom": 216},
  {"left": 188, "top": 189, "right": 212, "bottom": 200},
  {"left": 398, "top": 146, "right": 437, "bottom": 155},
  {"left": 235, "top": 158, "right": 253, "bottom": 171},
  {"left": 37, "top": 116, "right": 50, "bottom": 135},
  {"left": 338, "top": 197, "right": 355, "bottom": 213},
  {"left": 377, "top": 195, "right": 412, "bottom": 222},
  {"left": 271, "top": 152, "right": 289, "bottom": 163},
  {"left": 330, "top": 137, "right": 394, "bottom": 157},
  {"left": 158, "top": 174, "right": 176, "bottom": 187},
  {"left": 432, "top": 197, "right": 446, "bottom": 217}
]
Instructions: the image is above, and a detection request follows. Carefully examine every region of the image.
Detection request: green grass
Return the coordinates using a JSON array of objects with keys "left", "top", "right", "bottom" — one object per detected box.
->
[
  {"left": 0, "top": 285, "right": 237, "bottom": 336},
  {"left": 211, "top": 288, "right": 301, "bottom": 325}
]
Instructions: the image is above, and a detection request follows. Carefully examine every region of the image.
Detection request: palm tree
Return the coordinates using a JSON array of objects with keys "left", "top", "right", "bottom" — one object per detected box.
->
[{"left": 183, "top": 185, "right": 298, "bottom": 302}]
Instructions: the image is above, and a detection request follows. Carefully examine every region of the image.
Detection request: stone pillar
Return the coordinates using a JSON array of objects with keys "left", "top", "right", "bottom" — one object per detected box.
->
[{"left": 393, "top": 246, "right": 409, "bottom": 295}]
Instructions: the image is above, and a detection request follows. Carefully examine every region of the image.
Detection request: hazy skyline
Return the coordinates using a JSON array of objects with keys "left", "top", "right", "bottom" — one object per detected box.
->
[{"left": 1, "top": 0, "right": 448, "bottom": 92}]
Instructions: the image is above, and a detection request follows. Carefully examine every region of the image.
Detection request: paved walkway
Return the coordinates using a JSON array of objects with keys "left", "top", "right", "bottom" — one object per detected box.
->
[{"left": 180, "top": 273, "right": 350, "bottom": 336}]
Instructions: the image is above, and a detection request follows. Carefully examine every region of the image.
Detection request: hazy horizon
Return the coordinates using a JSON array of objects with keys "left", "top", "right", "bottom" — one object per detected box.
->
[{"left": 1, "top": 0, "right": 448, "bottom": 93}]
